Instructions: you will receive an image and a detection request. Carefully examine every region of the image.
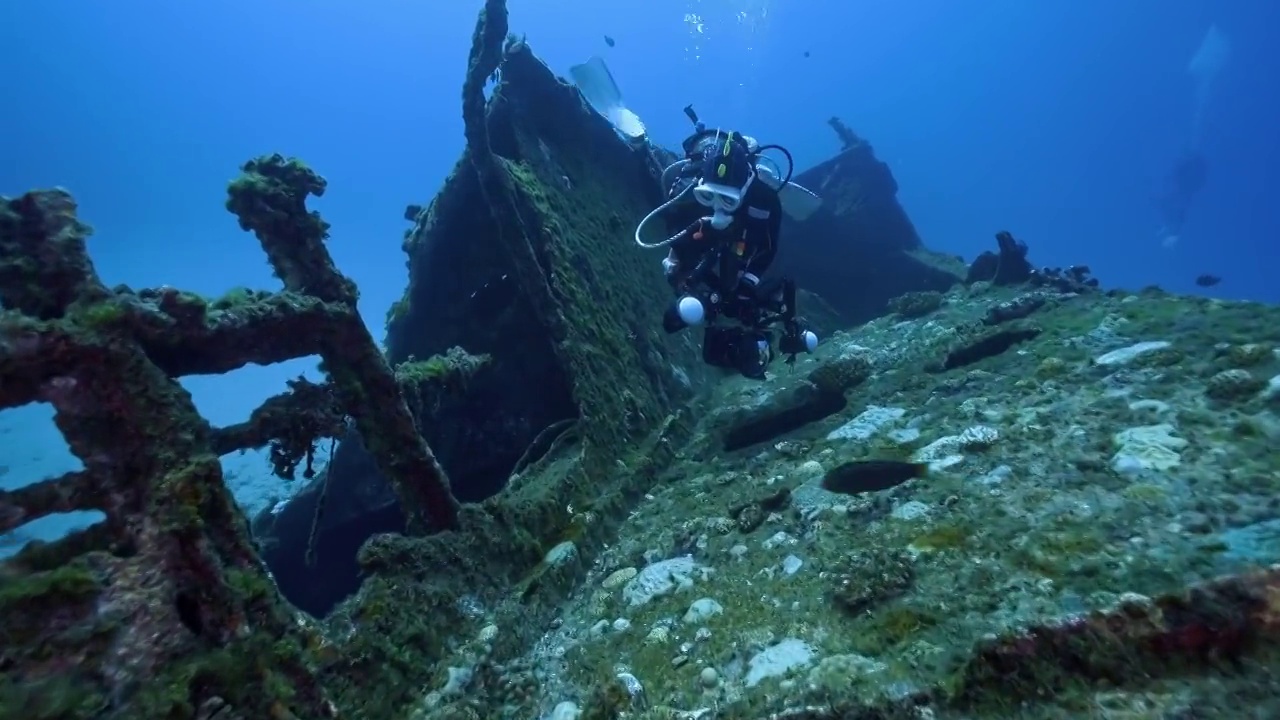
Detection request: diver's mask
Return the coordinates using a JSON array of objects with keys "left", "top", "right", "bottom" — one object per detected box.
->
[
  {"left": 693, "top": 177, "right": 752, "bottom": 230},
  {"left": 691, "top": 130, "right": 757, "bottom": 230}
]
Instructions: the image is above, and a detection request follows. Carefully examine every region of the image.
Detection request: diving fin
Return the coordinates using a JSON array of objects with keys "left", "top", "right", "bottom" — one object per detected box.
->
[
  {"left": 777, "top": 182, "right": 823, "bottom": 222},
  {"left": 569, "top": 56, "right": 647, "bottom": 143},
  {"left": 755, "top": 164, "right": 823, "bottom": 222}
]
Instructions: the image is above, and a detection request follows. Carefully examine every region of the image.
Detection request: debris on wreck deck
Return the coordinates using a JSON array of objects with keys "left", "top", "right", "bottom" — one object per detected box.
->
[{"left": 0, "top": 153, "right": 459, "bottom": 718}]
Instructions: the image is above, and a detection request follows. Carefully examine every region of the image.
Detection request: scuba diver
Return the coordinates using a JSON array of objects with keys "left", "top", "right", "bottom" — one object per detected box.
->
[
  {"left": 633, "top": 105, "right": 820, "bottom": 380},
  {"left": 1156, "top": 148, "right": 1208, "bottom": 247}
]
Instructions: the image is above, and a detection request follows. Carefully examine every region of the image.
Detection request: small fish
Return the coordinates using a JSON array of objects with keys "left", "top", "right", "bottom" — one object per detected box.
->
[
  {"left": 1194, "top": 274, "right": 1221, "bottom": 287},
  {"left": 604, "top": 35, "right": 615, "bottom": 48},
  {"left": 803, "top": 50, "right": 810, "bottom": 58},
  {"left": 821, "top": 460, "right": 928, "bottom": 495}
]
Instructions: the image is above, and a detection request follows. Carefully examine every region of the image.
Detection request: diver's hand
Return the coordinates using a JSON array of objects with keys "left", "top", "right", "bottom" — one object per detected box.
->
[
  {"left": 662, "top": 257, "right": 683, "bottom": 290},
  {"left": 778, "top": 320, "right": 817, "bottom": 357},
  {"left": 663, "top": 257, "right": 691, "bottom": 292}
]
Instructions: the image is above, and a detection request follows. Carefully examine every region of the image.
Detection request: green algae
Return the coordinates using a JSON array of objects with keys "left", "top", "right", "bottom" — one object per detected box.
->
[
  {"left": 0, "top": 560, "right": 103, "bottom": 648},
  {"left": 210, "top": 286, "right": 257, "bottom": 310},
  {"left": 0, "top": 673, "right": 107, "bottom": 720},
  {"left": 1006, "top": 520, "right": 1110, "bottom": 584},
  {"left": 385, "top": 295, "right": 411, "bottom": 331},
  {"left": 73, "top": 299, "right": 127, "bottom": 329},
  {"left": 848, "top": 603, "right": 944, "bottom": 656},
  {"left": 130, "top": 634, "right": 320, "bottom": 719},
  {"left": 887, "top": 290, "right": 944, "bottom": 319},
  {"left": 911, "top": 520, "right": 974, "bottom": 552}
]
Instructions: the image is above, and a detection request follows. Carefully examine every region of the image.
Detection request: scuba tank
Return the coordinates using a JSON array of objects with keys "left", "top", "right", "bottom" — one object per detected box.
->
[
  {"left": 670, "top": 104, "right": 794, "bottom": 195},
  {"left": 635, "top": 105, "right": 823, "bottom": 250}
]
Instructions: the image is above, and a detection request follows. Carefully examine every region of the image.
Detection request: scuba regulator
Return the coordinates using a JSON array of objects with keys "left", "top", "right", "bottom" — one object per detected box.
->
[{"left": 634, "top": 104, "right": 798, "bottom": 250}]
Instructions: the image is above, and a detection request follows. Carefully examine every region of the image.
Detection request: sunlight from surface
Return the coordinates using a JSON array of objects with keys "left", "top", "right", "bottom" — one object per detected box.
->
[{"left": 1188, "top": 23, "right": 1231, "bottom": 144}]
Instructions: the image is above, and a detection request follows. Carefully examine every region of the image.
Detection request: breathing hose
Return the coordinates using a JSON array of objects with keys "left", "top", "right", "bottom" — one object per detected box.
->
[{"left": 635, "top": 178, "right": 706, "bottom": 249}]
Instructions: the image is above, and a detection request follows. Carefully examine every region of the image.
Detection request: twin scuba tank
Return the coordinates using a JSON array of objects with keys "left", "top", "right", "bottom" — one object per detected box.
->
[{"left": 667, "top": 104, "right": 796, "bottom": 204}]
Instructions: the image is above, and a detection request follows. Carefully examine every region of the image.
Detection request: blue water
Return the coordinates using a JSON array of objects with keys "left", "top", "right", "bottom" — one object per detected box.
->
[{"left": 3, "top": 0, "right": 1278, "bottom": 547}]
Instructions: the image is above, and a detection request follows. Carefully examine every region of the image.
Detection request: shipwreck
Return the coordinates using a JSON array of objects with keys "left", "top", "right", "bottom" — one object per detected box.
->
[{"left": 7, "top": 1, "right": 1277, "bottom": 719}]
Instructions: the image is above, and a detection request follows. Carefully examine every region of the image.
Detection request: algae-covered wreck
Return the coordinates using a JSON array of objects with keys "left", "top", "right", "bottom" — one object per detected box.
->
[
  {"left": 4, "top": 0, "right": 1280, "bottom": 719},
  {"left": 254, "top": 2, "right": 961, "bottom": 624}
]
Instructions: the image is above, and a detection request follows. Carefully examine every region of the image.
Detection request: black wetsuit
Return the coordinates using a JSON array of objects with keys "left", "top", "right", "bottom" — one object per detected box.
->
[
  {"left": 660, "top": 179, "right": 803, "bottom": 379},
  {"left": 662, "top": 179, "right": 784, "bottom": 318}
]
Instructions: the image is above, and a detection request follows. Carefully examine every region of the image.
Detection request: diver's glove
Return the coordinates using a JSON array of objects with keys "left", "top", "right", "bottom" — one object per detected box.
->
[
  {"left": 720, "top": 271, "right": 758, "bottom": 323},
  {"left": 778, "top": 320, "right": 819, "bottom": 366}
]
